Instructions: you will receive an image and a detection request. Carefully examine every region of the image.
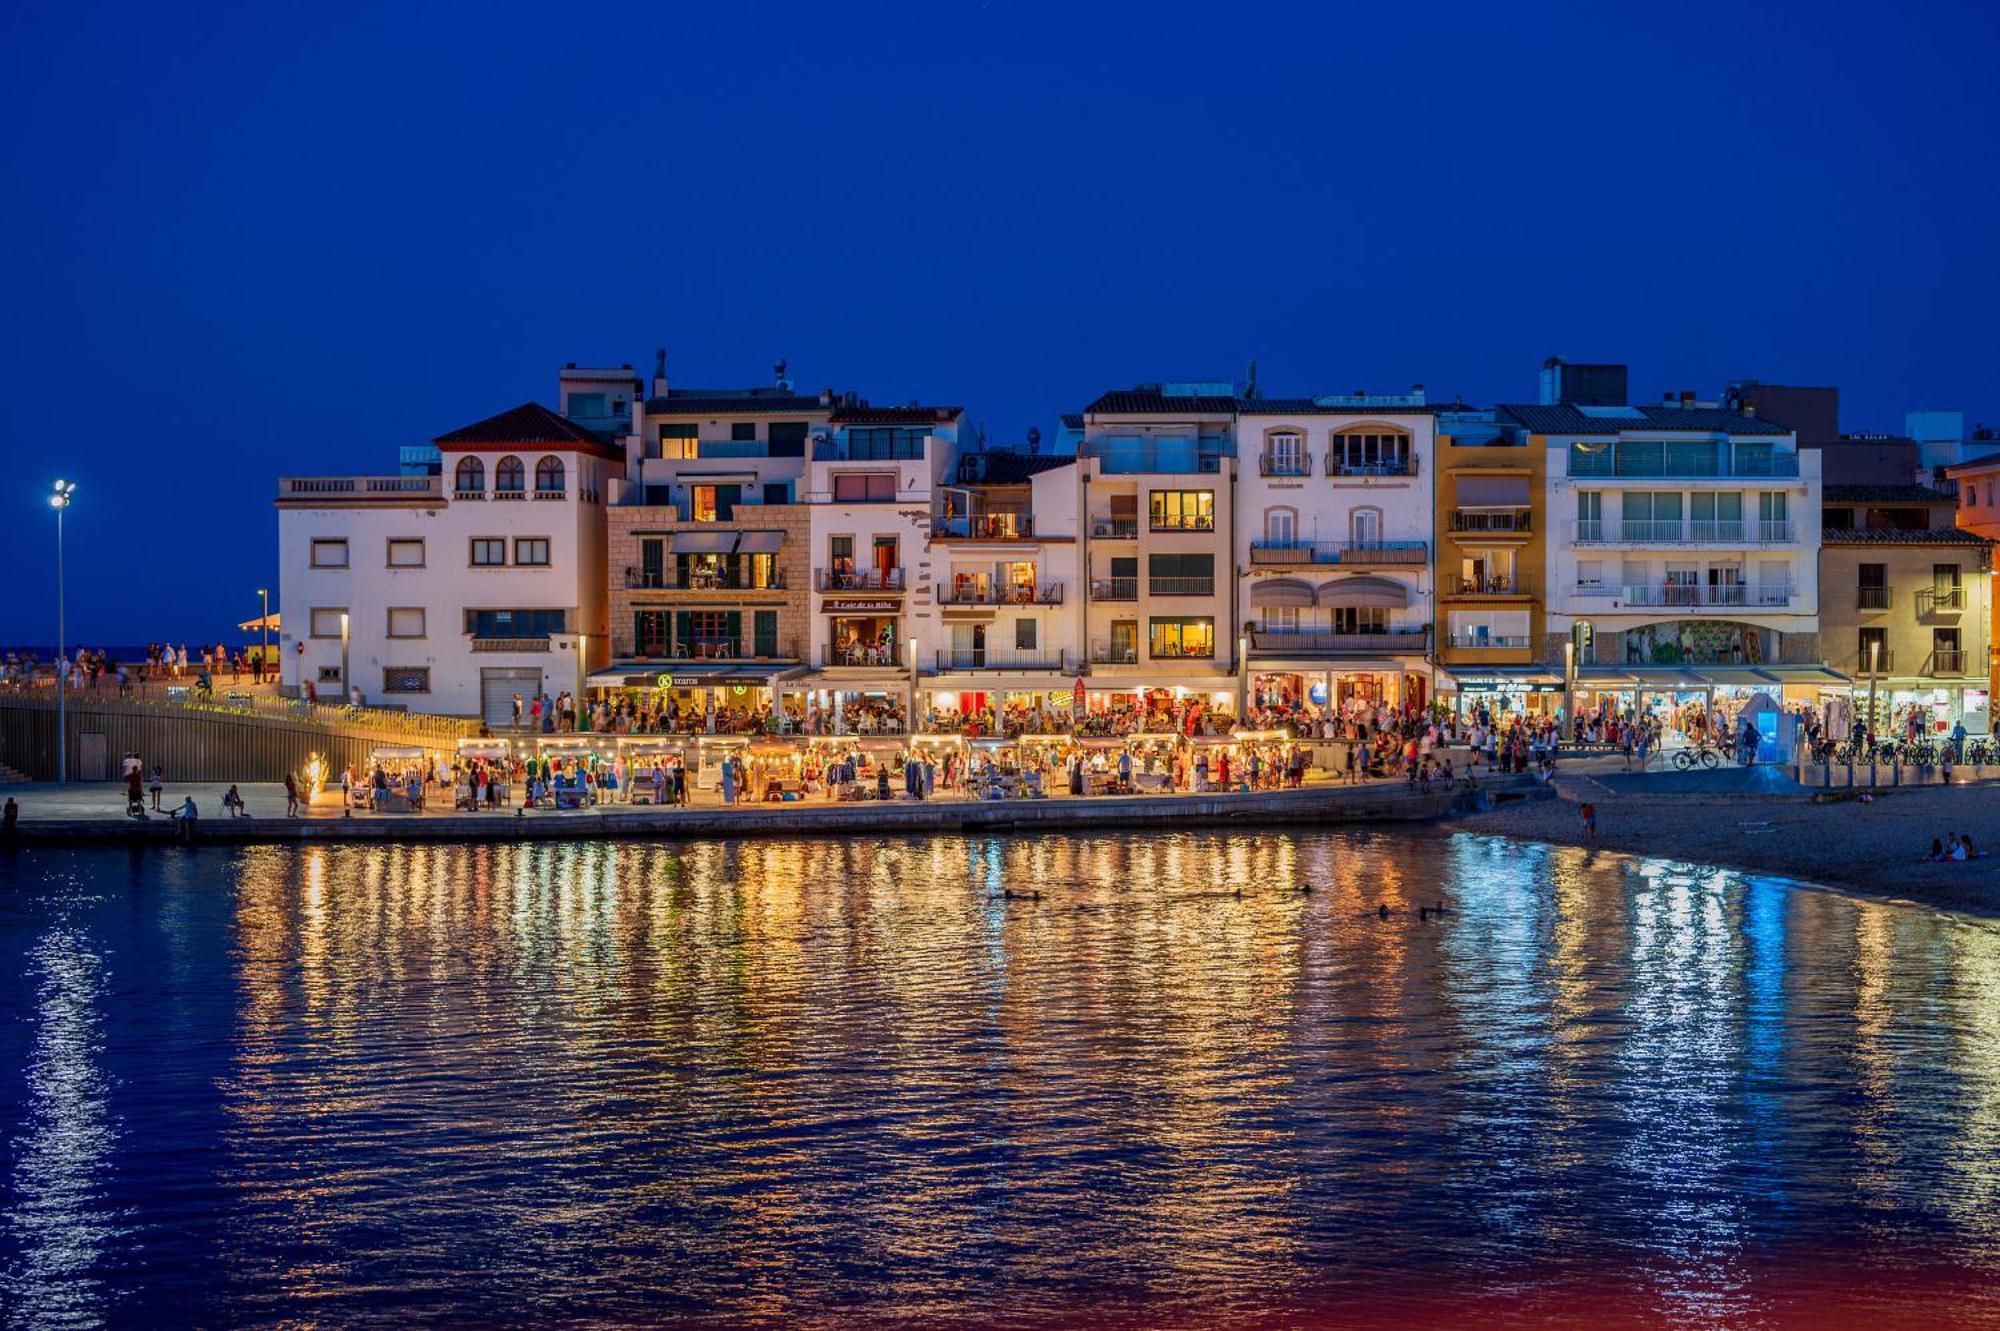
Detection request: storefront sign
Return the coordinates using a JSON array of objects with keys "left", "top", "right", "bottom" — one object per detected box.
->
[
  {"left": 823, "top": 599, "right": 898, "bottom": 614},
  {"left": 656, "top": 674, "right": 676, "bottom": 689},
  {"left": 1458, "top": 680, "right": 1563, "bottom": 693}
]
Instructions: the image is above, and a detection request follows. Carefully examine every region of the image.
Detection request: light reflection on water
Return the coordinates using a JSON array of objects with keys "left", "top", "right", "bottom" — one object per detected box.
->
[{"left": 1, "top": 831, "right": 1998, "bottom": 1328}]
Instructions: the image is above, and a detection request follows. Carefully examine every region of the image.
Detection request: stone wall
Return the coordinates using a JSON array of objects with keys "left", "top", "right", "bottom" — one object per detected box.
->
[{"left": 606, "top": 504, "right": 813, "bottom": 659}]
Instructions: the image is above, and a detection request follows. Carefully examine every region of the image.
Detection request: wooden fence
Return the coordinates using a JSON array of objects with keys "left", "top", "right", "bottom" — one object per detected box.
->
[{"left": 0, "top": 693, "right": 481, "bottom": 782}]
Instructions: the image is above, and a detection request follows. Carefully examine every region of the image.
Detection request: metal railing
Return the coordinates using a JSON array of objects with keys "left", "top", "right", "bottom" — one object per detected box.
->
[
  {"left": 1148, "top": 576, "right": 1216, "bottom": 597},
  {"left": 1091, "top": 518, "right": 1138, "bottom": 539},
  {"left": 1248, "top": 539, "right": 1427, "bottom": 566},
  {"left": 1449, "top": 510, "right": 1532, "bottom": 533},
  {"left": 1572, "top": 518, "right": 1797, "bottom": 544},
  {"left": 1088, "top": 643, "right": 1140, "bottom": 665},
  {"left": 1850, "top": 648, "right": 1894, "bottom": 674},
  {"left": 817, "top": 568, "right": 907, "bottom": 592},
  {"left": 1249, "top": 629, "right": 1431, "bottom": 655},
  {"left": 1568, "top": 451, "right": 1801, "bottom": 479},
  {"left": 1148, "top": 515, "right": 1216, "bottom": 533},
  {"left": 1327, "top": 455, "right": 1418, "bottom": 478},
  {"left": 470, "top": 637, "right": 552, "bottom": 653},
  {"left": 813, "top": 437, "right": 930, "bottom": 461},
  {"left": 1258, "top": 455, "right": 1311, "bottom": 477},
  {"left": 933, "top": 512, "right": 1035, "bottom": 540},
  {"left": 933, "top": 649, "right": 1068, "bottom": 672},
  {"left": 826, "top": 643, "right": 903, "bottom": 668},
  {"left": 626, "top": 638, "right": 800, "bottom": 662},
  {"left": 1445, "top": 634, "right": 1533, "bottom": 649},
  {"left": 1619, "top": 583, "right": 1795, "bottom": 607},
  {"left": 624, "top": 567, "right": 787, "bottom": 591},
  {"left": 936, "top": 582, "right": 1064, "bottom": 606},
  {"left": 1453, "top": 577, "right": 1521, "bottom": 596},
  {"left": 1857, "top": 586, "right": 1892, "bottom": 610},
  {"left": 1929, "top": 649, "right": 1968, "bottom": 676},
  {"left": 1090, "top": 577, "right": 1139, "bottom": 601},
  {"left": 1917, "top": 586, "right": 1967, "bottom": 614}
]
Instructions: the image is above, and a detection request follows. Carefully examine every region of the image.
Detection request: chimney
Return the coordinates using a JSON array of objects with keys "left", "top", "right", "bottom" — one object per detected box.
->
[
  {"left": 1680, "top": 390, "right": 1695, "bottom": 407},
  {"left": 651, "top": 348, "right": 668, "bottom": 398},
  {"left": 1741, "top": 400, "right": 1756, "bottom": 417},
  {"left": 819, "top": 386, "right": 834, "bottom": 407},
  {"left": 1663, "top": 392, "right": 1675, "bottom": 404}
]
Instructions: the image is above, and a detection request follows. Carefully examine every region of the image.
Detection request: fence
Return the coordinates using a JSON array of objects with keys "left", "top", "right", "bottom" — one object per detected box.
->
[{"left": 1795, "top": 738, "right": 1998, "bottom": 790}]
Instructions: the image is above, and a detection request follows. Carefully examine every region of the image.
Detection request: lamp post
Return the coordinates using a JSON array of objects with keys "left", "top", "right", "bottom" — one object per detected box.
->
[
  {"left": 340, "top": 611, "right": 351, "bottom": 708},
  {"left": 1867, "top": 638, "right": 1881, "bottom": 737},
  {"left": 257, "top": 588, "right": 270, "bottom": 674},
  {"left": 49, "top": 481, "right": 76, "bottom": 783}
]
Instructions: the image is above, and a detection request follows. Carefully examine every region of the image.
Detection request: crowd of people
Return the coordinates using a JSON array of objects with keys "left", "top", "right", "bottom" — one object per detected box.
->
[{"left": 2, "top": 643, "right": 274, "bottom": 694}]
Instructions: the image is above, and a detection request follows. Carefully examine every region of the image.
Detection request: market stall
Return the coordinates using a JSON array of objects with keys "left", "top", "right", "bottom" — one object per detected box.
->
[
  {"left": 454, "top": 737, "right": 515, "bottom": 809},
  {"left": 355, "top": 744, "right": 431, "bottom": 812},
  {"left": 1124, "top": 732, "right": 1182, "bottom": 793},
  {"left": 616, "top": 736, "right": 687, "bottom": 804},
  {"left": 746, "top": 739, "right": 806, "bottom": 802}
]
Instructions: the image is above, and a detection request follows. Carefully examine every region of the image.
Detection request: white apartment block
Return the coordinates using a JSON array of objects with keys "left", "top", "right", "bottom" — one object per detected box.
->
[
  {"left": 277, "top": 400, "right": 624, "bottom": 721},
  {"left": 1524, "top": 402, "right": 1823, "bottom": 668}
]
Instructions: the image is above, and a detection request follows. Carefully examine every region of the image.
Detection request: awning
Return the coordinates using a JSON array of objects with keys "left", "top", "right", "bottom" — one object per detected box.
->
[
  {"left": 1318, "top": 575, "right": 1411, "bottom": 609},
  {"left": 1437, "top": 667, "right": 1563, "bottom": 690},
  {"left": 1756, "top": 665, "right": 1853, "bottom": 685},
  {"left": 734, "top": 531, "right": 784, "bottom": 554},
  {"left": 586, "top": 668, "right": 665, "bottom": 688},
  {"left": 671, "top": 531, "right": 738, "bottom": 554},
  {"left": 1694, "top": 668, "right": 1779, "bottom": 688},
  {"left": 1454, "top": 474, "right": 1532, "bottom": 508},
  {"left": 237, "top": 611, "right": 281, "bottom": 632},
  {"left": 1249, "top": 577, "right": 1317, "bottom": 607}
]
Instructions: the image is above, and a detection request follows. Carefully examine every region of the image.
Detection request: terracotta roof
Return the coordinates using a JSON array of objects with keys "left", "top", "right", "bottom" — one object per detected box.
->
[
  {"left": 1822, "top": 526, "right": 1991, "bottom": 546},
  {"left": 1498, "top": 403, "right": 1792, "bottom": 435},
  {"left": 1822, "top": 484, "right": 1959, "bottom": 504},
  {"left": 828, "top": 405, "right": 963, "bottom": 425},
  {"left": 434, "top": 402, "right": 609, "bottom": 446},
  {"left": 1085, "top": 388, "right": 1238, "bottom": 415}
]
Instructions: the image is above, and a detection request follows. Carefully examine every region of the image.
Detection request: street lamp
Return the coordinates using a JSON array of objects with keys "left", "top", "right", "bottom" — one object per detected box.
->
[
  {"left": 257, "top": 588, "right": 270, "bottom": 676},
  {"left": 49, "top": 481, "right": 76, "bottom": 783},
  {"left": 1867, "top": 638, "right": 1881, "bottom": 738},
  {"left": 340, "top": 611, "right": 351, "bottom": 708}
]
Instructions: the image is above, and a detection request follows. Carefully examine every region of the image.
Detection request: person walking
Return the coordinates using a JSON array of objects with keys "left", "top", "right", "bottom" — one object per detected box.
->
[
  {"left": 513, "top": 692, "right": 525, "bottom": 726},
  {"left": 1580, "top": 801, "right": 1597, "bottom": 838},
  {"left": 285, "top": 771, "right": 301, "bottom": 817},
  {"left": 148, "top": 765, "right": 165, "bottom": 812}
]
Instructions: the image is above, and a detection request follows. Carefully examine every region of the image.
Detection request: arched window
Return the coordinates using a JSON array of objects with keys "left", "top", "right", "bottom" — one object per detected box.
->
[
  {"left": 535, "top": 455, "right": 566, "bottom": 494},
  {"left": 1264, "top": 506, "right": 1298, "bottom": 545},
  {"left": 495, "top": 455, "right": 525, "bottom": 493},
  {"left": 454, "top": 456, "right": 484, "bottom": 495},
  {"left": 1328, "top": 427, "right": 1412, "bottom": 477}
]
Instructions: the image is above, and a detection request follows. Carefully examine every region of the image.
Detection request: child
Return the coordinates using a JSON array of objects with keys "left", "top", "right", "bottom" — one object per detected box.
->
[{"left": 1580, "top": 802, "right": 1597, "bottom": 838}]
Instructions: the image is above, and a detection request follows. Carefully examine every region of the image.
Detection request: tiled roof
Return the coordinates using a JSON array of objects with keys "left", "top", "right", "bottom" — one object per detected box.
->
[
  {"left": 1823, "top": 484, "right": 1959, "bottom": 504},
  {"left": 1239, "top": 397, "right": 1465, "bottom": 416},
  {"left": 644, "top": 390, "right": 830, "bottom": 415},
  {"left": 434, "top": 402, "right": 608, "bottom": 446},
  {"left": 828, "top": 405, "right": 964, "bottom": 425},
  {"left": 1497, "top": 403, "right": 1793, "bottom": 435},
  {"left": 1822, "top": 526, "right": 1991, "bottom": 546},
  {"left": 559, "top": 367, "right": 640, "bottom": 383},
  {"left": 957, "top": 452, "right": 1075, "bottom": 485},
  {"left": 1085, "top": 388, "right": 1238, "bottom": 415},
  {"left": 1059, "top": 414, "right": 1084, "bottom": 430}
]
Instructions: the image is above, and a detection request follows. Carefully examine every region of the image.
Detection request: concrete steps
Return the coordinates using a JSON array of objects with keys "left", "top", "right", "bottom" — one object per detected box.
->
[{"left": 0, "top": 762, "right": 29, "bottom": 785}]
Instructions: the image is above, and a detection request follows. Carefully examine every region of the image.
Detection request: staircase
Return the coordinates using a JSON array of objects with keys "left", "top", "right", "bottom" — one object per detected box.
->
[{"left": 0, "top": 761, "right": 29, "bottom": 785}]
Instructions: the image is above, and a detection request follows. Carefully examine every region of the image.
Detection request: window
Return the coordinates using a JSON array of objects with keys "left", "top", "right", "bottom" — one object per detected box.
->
[
  {"left": 1934, "top": 628, "right": 1963, "bottom": 673},
  {"left": 1577, "top": 559, "right": 1605, "bottom": 594},
  {"left": 514, "top": 538, "right": 551, "bottom": 567},
  {"left": 466, "top": 609, "right": 566, "bottom": 638},
  {"left": 830, "top": 536, "right": 855, "bottom": 571},
  {"left": 767, "top": 422, "right": 808, "bottom": 457},
  {"left": 316, "top": 665, "right": 344, "bottom": 684},
  {"left": 1016, "top": 618, "right": 1037, "bottom": 651},
  {"left": 832, "top": 473, "right": 897, "bottom": 502},
  {"left": 654, "top": 423, "right": 697, "bottom": 460},
  {"left": 1262, "top": 606, "right": 1300, "bottom": 633},
  {"left": 1148, "top": 490, "right": 1215, "bottom": 530},
  {"left": 1857, "top": 563, "right": 1889, "bottom": 610},
  {"left": 763, "top": 481, "right": 791, "bottom": 505},
  {"left": 730, "top": 422, "right": 758, "bottom": 442},
  {"left": 470, "top": 538, "right": 507, "bottom": 566},
  {"left": 1265, "top": 431, "right": 1305, "bottom": 475},
  {"left": 1264, "top": 508, "right": 1296, "bottom": 544},
  {"left": 534, "top": 456, "right": 566, "bottom": 494},
  {"left": 1329, "top": 430, "right": 1411, "bottom": 475},
  {"left": 1350, "top": 508, "right": 1383, "bottom": 546},
  {"left": 309, "top": 539, "right": 349, "bottom": 569},
  {"left": 387, "top": 538, "right": 425, "bottom": 568},
  {"left": 1149, "top": 553, "right": 1215, "bottom": 595},
  {"left": 454, "top": 457, "right": 485, "bottom": 495},
  {"left": 1858, "top": 626, "right": 1888, "bottom": 670},
  {"left": 387, "top": 607, "right": 426, "bottom": 639},
  {"left": 1333, "top": 606, "right": 1389, "bottom": 634},
  {"left": 1148, "top": 617, "right": 1214, "bottom": 659},
  {"left": 753, "top": 610, "right": 779, "bottom": 657},
  {"left": 495, "top": 455, "right": 525, "bottom": 494},
  {"left": 309, "top": 608, "right": 347, "bottom": 638},
  {"left": 381, "top": 666, "right": 431, "bottom": 694}
]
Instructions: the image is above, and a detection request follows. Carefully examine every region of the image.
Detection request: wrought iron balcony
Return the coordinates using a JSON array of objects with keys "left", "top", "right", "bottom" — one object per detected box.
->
[{"left": 1249, "top": 539, "right": 1426, "bottom": 567}]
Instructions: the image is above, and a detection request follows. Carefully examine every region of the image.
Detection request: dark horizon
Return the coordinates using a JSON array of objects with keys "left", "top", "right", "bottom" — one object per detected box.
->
[{"left": 5, "top": 0, "right": 1997, "bottom": 647}]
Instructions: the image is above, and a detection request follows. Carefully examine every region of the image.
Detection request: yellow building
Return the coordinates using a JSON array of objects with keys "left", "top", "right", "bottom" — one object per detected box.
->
[
  {"left": 1432, "top": 413, "right": 1553, "bottom": 716},
  {"left": 1946, "top": 455, "right": 2000, "bottom": 722}
]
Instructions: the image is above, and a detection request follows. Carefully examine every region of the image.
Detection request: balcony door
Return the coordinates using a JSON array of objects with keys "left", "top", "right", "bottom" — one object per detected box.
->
[
  {"left": 1266, "top": 510, "right": 1295, "bottom": 545},
  {"left": 1350, "top": 509, "right": 1382, "bottom": 547},
  {"left": 953, "top": 622, "right": 987, "bottom": 668},
  {"left": 873, "top": 536, "right": 899, "bottom": 582},
  {"left": 1268, "top": 432, "right": 1303, "bottom": 474}
]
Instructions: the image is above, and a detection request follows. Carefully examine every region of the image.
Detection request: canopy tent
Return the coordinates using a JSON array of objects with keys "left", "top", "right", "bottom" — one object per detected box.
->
[
  {"left": 1317, "top": 575, "right": 1411, "bottom": 609},
  {"left": 1248, "top": 577, "right": 1317, "bottom": 607},
  {"left": 237, "top": 612, "right": 281, "bottom": 632},
  {"left": 1453, "top": 473, "right": 1532, "bottom": 509}
]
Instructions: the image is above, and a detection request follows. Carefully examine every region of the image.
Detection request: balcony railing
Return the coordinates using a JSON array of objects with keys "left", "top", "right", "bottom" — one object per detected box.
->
[
  {"left": 1929, "top": 649, "right": 1968, "bottom": 676},
  {"left": 1327, "top": 456, "right": 1418, "bottom": 478},
  {"left": 826, "top": 642, "right": 904, "bottom": 668},
  {"left": 933, "top": 649, "right": 1069, "bottom": 672},
  {"left": 1573, "top": 519, "right": 1797, "bottom": 544},
  {"left": 1249, "top": 629, "right": 1431, "bottom": 655},
  {"left": 1453, "top": 576, "right": 1522, "bottom": 596},
  {"left": 471, "top": 636, "right": 551, "bottom": 653},
  {"left": 1853, "top": 648, "right": 1894, "bottom": 675},
  {"left": 817, "top": 568, "right": 907, "bottom": 592},
  {"left": 1857, "top": 586, "right": 1892, "bottom": 610},
  {"left": 1568, "top": 450, "right": 1801, "bottom": 479},
  {"left": 933, "top": 513, "right": 1035, "bottom": 540},
  {"left": 1259, "top": 455, "right": 1312, "bottom": 478},
  {"left": 1091, "top": 577, "right": 1139, "bottom": 601},
  {"left": 279, "top": 475, "right": 443, "bottom": 499},
  {"left": 1618, "top": 583, "right": 1795, "bottom": 608},
  {"left": 1091, "top": 517, "right": 1139, "bottom": 539},
  {"left": 936, "top": 582, "right": 1063, "bottom": 606},
  {"left": 1445, "top": 634, "right": 1533, "bottom": 649},
  {"left": 623, "top": 567, "right": 788, "bottom": 591},
  {"left": 1149, "top": 515, "right": 1216, "bottom": 533},
  {"left": 1249, "top": 539, "right": 1427, "bottom": 567},
  {"left": 813, "top": 437, "right": 930, "bottom": 461},
  {"left": 1148, "top": 576, "right": 1216, "bottom": 597},
  {"left": 627, "top": 638, "right": 801, "bottom": 662},
  {"left": 1088, "top": 642, "right": 1140, "bottom": 665},
  {"left": 1917, "top": 586, "right": 1967, "bottom": 615},
  {"left": 1449, "top": 509, "right": 1533, "bottom": 533}
]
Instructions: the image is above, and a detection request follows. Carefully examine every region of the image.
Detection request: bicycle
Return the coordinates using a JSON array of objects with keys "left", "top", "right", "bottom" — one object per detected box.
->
[{"left": 1672, "top": 745, "right": 1720, "bottom": 772}]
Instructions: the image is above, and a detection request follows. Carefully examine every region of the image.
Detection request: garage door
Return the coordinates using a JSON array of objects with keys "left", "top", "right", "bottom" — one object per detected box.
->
[{"left": 480, "top": 668, "right": 543, "bottom": 726}]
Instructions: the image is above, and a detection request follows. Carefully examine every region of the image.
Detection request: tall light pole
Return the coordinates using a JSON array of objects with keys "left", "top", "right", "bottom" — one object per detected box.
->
[
  {"left": 257, "top": 588, "right": 270, "bottom": 673},
  {"left": 1867, "top": 638, "right": 1881, "bottom": 738},
  {"left": 340, "top": 611, "right": 351, "bottom": 708},
  {"left": 49, "top": 481, "right": 76, "bottom": 784}
]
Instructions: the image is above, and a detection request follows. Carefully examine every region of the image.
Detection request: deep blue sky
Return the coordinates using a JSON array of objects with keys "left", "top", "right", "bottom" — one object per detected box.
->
[{"left": 4, "top": 0, "right": 1997, "bottom": 648}]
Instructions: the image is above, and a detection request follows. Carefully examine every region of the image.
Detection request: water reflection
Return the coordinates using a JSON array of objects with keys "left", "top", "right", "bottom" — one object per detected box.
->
[{"left": 1, "top": 832, "right": 1998, "bottom": 1327}]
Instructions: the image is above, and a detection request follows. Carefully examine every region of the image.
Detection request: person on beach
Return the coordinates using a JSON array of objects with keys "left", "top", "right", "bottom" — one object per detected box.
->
[
  {"left": 2, "top": 796, "right": 17, "bottom": 838},
  {"left": 148, "top": 765, "right": 165, "bottom": 811},
  {"left": 1580, "top": 802, "right": 1597, "bottom": 838},
  {"left": 285, "top": 772, "right": 300, "bottom": 817},
  {"left": 223, "top": 785, "right": 246, "bottom": 818}
]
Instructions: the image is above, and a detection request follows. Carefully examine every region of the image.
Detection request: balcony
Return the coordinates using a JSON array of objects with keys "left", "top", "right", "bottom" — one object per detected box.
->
[
  {"left": 1249, "top": 539, "right": 1427, "bottom": 568},
  {"left": 817, "top": 568, "right": 907, "bottom": 592},
  {"left": 1088, "top": 642, "right": 1140, "bottom": 665},
  {"left": 1852, "top": 648, "right": 1895, "bottom": 675},
  {"left": 623, "top": 567, "right": 788, "bottom": 591},
  {"left": 1445, "top": 634, "right": 1534, "bottom": 649},
  {"left": 1572, "top": 519, "right": 1797, "bottom": 544},
  {"left": 1857, "top": 586, "right": 1892, "bottom": 611},
  {"left": 1568, "top": 448, "right": 1802, "bottom": 480},
  {"left": 1917, "top": 586, "right": 1966, "bottom": 616},
  {"left": 1929, "top": 649, "right": 1968, "bottom": 676},
  {"left": 1451, "top": 576, "right": 1524, "bottom": 597},
  {"left": 629, "top": 638, "right": 801, "bottom": 662},
  {"left": 814, "top": 436, "right": 930, "bottom": 461},
  {"left": 471, "top": 637, "right": 551, "bottom": 653},
  {"left": 1259, "top": 455, "right": 1312, "bottom": 478},
  {"left": 1091, "top": 577, "right": 1139, "bottom": 601},
  {"left": 1149, "top": 515, "right": 1217, "bottom": 533},
  {"left": 933, "top": 512, "right": 1036, "bottom": 540},
  {"left": 1148, "top": 576, "right": 1216, "bottom": 597},
  {"left": 1091, "top": 517, "right": 1139, "bottom": 540},
  {"left": 934, "top": 649, "right": 1069, "bottom": 672},
  {"left": 936, "top": 582, "right": 1064, "bottom": 606},
  {"left": 278, "top": 475, "right": 442, "bottom": 501},
  {"left": 1449, "top": 509, "right": 1533, "bottom": 534},
  {"left": 826, "top": 642, "right": 904, "bottom": 668},
  {"left": 1617, "top": 583, "right": 1796, "bottom": 608},
  {"left": 1250, "top": 629, "right": 1431, "bottom": 656},
  {"left": 1327, "top": 455, "right": 1418, "bottom": 478}
]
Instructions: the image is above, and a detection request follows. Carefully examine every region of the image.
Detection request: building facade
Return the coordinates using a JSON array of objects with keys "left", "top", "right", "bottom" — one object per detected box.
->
[{"left": 1432, "top": 410, "right": 1552, "bottom": 714}]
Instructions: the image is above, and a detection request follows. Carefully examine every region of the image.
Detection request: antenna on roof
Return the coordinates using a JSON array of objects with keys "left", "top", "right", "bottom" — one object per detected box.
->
[
  {"left": 1243, "top": 359, "right": 1259, "bottom": 400},
  {"left": 1026, "top": 426, "right": 1042, "bottom": 454},
  {"left": 774, "top": 358, "right": 791, "bottom": 391}
]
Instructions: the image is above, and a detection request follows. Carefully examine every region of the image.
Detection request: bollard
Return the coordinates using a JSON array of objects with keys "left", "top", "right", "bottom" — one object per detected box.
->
[
  {"left": 1870, "top": 756, "right": 1878, "bottom": 788},
  {"left": 1893, "top": 759, "right": 1902, "bottom": 787}
]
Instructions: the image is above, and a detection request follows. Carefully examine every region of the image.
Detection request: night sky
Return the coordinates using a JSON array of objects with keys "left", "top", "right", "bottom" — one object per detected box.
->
[{"left": 4, "top": 1, "right": 1997, "bottom": 649}]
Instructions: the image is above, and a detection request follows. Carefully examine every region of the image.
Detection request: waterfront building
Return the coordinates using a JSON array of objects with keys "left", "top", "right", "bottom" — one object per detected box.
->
[
  {"left": 1235, "top": 393, "right": 1437, "bottom": 714},
  {"left": 805, "top": 405, "right": 962, "bottom": 732},
  {"left": 923, "top": 445, "right": 1082, "bottom": 733},
  {"left": 1431, "top": 409, "right": 1553, "bottom": 716},
  {"left": 1949, "top": 451, "right": 2000, "bottom": 721},
  {"left": 1821, "top": 479, "right": 1992, "bottom": 735},
  {"left": 277, "top": 399, "right": 624, "bottom": 720},
  {"left": 1530, "top": 398, "right": 1827, "bottom": 720},
  {"left": 1076, "top": 385, "right": 1241, "bottom": 729},
  {"left": 597, "top": 357, "right": 835, "bottom": 730}
]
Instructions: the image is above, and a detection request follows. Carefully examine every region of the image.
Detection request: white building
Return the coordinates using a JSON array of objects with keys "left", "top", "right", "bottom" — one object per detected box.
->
[
  {"left": 1235, "top": 394, "right": 1438, "bottom": 713},
  {"left": 277, "top": 400, "right": 624, "bottom": 722},
  {"left": 1527, "top": 401, "right": 1824, "bottom": 676}
]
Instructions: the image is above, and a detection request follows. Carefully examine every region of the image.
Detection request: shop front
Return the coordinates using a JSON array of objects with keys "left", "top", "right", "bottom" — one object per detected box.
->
[
  {"left": 1078, "top": 680, "right": 1236, "bottom": 737},
  {"left": 921, "top": 682, "right": 1075, "bottom": 737},
  {"left": 585, "top": 664, "right": 807, "bottom": 735},
  {"left": 1439, "top": 669, "right": 1564, "bottom": 720}
]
